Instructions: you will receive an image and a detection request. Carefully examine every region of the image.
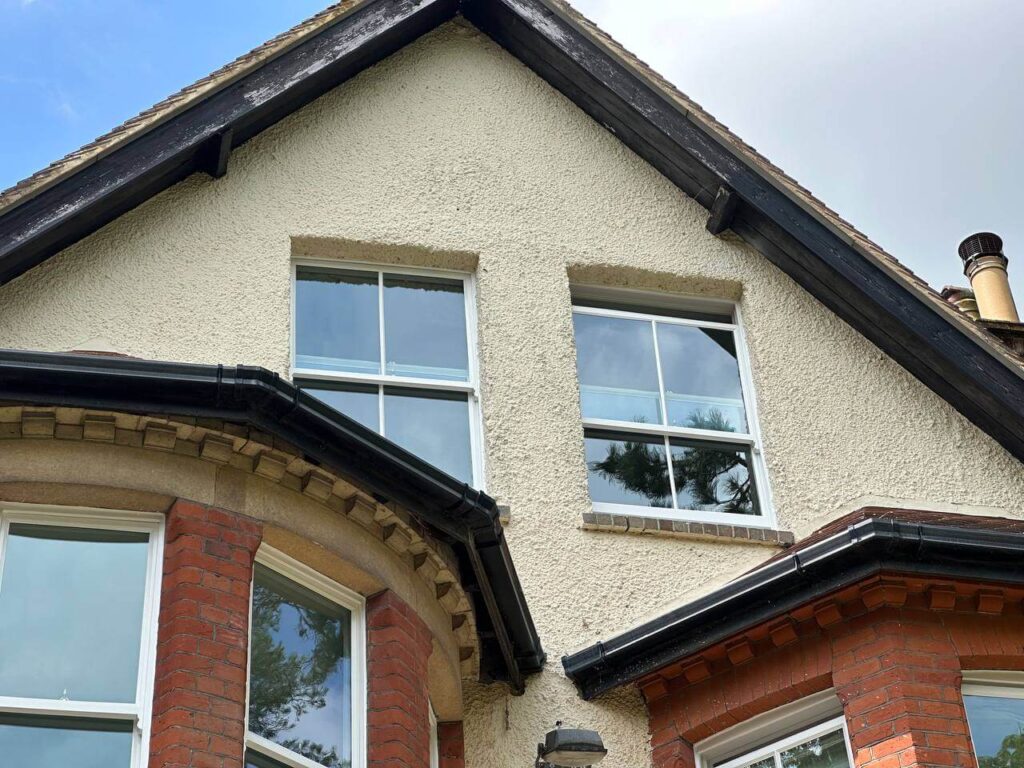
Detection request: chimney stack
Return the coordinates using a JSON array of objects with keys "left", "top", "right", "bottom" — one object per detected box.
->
[{"left": 958, "top": 232, "right": 1019, "bottom": 322}]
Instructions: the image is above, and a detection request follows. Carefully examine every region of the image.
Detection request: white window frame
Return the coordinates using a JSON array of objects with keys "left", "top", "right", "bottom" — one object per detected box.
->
[
  {"left": 695, "top": 690, "right": 843, "bottom": 768},
  {"left": 291, "top": 259, "right": 486, "bottom": 488},
  {"left": 572, "top": 289, "right": 775, "bottom": 527},
  {"left": 0, "top": 502, "right": 164, "bottom": 768},
  {"left": 429, "top": 703, "right": 439, "bottom": 768},
  {"left": 695, "top": 691, "right": 851, "bottom": 768},
  {"left": 245, "top": 545, "right": 367, "bottom": 768},
  {"left": 962, "top": 671, "right": 1024, "bottom": 760}
]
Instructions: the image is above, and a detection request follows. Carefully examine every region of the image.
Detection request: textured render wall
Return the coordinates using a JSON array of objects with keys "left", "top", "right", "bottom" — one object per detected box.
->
[{"left": 1, "top": 20, "right": 1024, "bottom": 768}]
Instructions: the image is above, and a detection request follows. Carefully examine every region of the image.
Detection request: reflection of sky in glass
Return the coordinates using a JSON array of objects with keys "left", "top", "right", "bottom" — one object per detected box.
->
[
  {"left": 0, "top": 718, "right": 133, "bottom": 768},
  {"left": 250, "top": 566, "right": 351, "bottom": 768},
  {"left": 384, "top": 275, "right": 468, "bottom": 381},
  {"left": 295, "top": 269, "right": 380, "bottom": 375},
  {"left": 965, "top": 694, "right": 1024, "bottom": 760},
  {"left": 779, "top": 729, "right": 851, "bottom": 768},
  {"left": 0, "top": 525, "right": 148, "bottom": 702},
  {"left": 574, "top": 313, "right": 661, "bottom": 424},
  {"left": 384, "top": 389, "right": 472, "bottom": 482},
  {"left": 656, "top": 324, "right": 746, "bottom": 432},
  {"left": 585, "top": 433, "right": 671, "bottom": 507},
  {"left": 670, "top": 442, "right": 755, "bottom": 515},
  {"left": 307, "top": 385, "right": 380, "bottom": 432}
]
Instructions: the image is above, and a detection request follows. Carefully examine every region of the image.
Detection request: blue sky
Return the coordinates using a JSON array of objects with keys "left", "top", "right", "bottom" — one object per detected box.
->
[
  {"left": 3, "top": 0, "right": 1023, "bottom": 300},
  {"left": 0, "top": 0, "right": 323, "bottom": 183}
]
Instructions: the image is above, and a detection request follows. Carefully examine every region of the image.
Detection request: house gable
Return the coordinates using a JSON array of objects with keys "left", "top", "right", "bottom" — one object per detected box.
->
[
  {"left": 1, "top": 0, "right": 1023, "bottom": 471},
  {"left": 0, "top": 19, "right": 1021, "bottom": 540},
  {"left": 2, "top": 13, "right": 1024, "bottom": 768}
]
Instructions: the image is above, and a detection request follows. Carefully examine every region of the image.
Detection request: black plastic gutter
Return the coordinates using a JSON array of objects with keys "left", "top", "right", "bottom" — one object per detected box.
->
[
  {"left": 563, "top": 516, "right": 1024, "bottom": 699},
  {"left": 0, "top": 348, "right": 544, "bottom": 691}
]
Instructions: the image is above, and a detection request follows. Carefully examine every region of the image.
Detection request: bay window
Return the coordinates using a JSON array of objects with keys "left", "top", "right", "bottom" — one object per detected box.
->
[
  {"left": 246, "top": 548, "right": 365, "bottom": 768},
  {"left": 293, "top": 263, "right": 482, "bottom": 485},
  {"left": 0, "top": 504, "right": 163, "bottom": 768},
  {"left": 572, "top": 293, "right": 772, "bottom": 526}
]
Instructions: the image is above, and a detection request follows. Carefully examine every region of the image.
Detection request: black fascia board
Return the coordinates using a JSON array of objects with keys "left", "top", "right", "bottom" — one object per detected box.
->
[
  {"left": 0, "top": 348, "right": 544, "bottom": 691},
  {"left": 562, "top": 516, "right": 1024, "bottom": 700},
  {"left": 0, "top": 0, "right": 460, "bottom": 286},
  {"left": 463, "top": 0, "right": 1024, "bottom": 465}
]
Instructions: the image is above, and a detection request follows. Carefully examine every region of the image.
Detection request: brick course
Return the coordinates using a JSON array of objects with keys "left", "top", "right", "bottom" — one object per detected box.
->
[{"left": 150, "top": 499, "right": 263, "bottom": 768}]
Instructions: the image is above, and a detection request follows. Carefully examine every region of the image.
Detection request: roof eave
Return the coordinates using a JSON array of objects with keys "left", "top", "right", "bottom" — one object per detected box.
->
[
  {"left": 562, "top": 516, "right": 1024, "bottom": 699},
  {"left": 0, "top": 347, "right": 545, "bottom": 691}
]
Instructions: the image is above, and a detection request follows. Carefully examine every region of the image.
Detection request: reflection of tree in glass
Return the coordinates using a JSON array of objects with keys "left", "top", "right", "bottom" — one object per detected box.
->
[
  {"left": 591, "top": 437, "right": 672, "bottom": 506},
  {"left": 590, "top": 410, "right": 753, "bottom": 513},
  {"left": 249, "top": 584, "right": 349, "bottom": 768},
  {"left": 675, "top": 410, "right": 752, "bottom": 515},
  {"left": 978, "top": 729, "right": 1024, "bottom": 768},
  {"left": 780, "top": 733, "right": 849, "bottom": 768}
]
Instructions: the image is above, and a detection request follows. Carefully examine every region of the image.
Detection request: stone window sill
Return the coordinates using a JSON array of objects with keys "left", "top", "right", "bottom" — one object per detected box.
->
[{"left": 581, "top": 512, "right": 795, "bottom": 546}]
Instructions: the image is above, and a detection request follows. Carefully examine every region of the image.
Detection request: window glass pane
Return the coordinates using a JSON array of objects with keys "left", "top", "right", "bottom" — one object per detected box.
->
[
  {"left": 296, "top": 267, "right": 380, "bottom": 375},
  {"left": 779, "top": 728, "right": 852, "bottom": 768},
  {"left": 585, "top": 431, "right": 672, "bottom": 508},
  {"left": 964, "top": 693, "right": 1024, "bottom": 768},
  {"left": 0, "top": 524, "right": 149, "bottom": 702},
  {"left": 0, "top": 714, "right": 133, "bottom": 768},
  {"left": 306, "top": 383, "right": 380, "bottom": 432},
  {"left": 656, "top": 323, "right": 747, "bottom": 433},
  {"left": 250, "top": 565, "right": 352, "bottom": 768},
  {"left": 383, "top": 388, "right": 473, "bottom": 482},
  {"left": 670, "top": 440, "right": 758, "bottom": 516},
  {"left": 573, "top": 313, "right": 661, "bottom": 424},
  {"left": 384, "top": 274, "right": 469, "bottom": 381}
]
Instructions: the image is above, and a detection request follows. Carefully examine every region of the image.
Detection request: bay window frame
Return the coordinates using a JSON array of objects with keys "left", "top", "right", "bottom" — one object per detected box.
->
[
  {"left": 290, "top": 259, "right": 485, "bottom": 487},
  {"left": 961, "top": 670, "right": 1024, "bottom": 765},
  {"left": 0, "top": 503, "right": 165, "bottom": 768},
  {"left": 709, "top": 715, "right": 855, "bottom": 768},
  {"left": 244, "top": 545, "right": 367, "bottom": 768},
  {"left": 693, "top": 692, "right": 854, "bottom": 768},
  {"left": 572, "top": 294, "right": 775, "bottom": 527}
]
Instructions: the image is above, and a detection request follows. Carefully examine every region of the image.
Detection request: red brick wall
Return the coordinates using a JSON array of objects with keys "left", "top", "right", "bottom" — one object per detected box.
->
[
  {"left": 645, "top": 581, "right": 1024, "bottom": 768},
  {"left": 150, "top": 499, "right": 263, "bottom": 768},
  {"left": 147, "top": 501, "right": 447, "bottom": 768},
  {"left": 438, "top": 722, "right": 466, "bottom": 768},
  {"left": 367, "top": 590, "right": 436, "bottom": 768},
  {"left": 832, "top": 609, "right": 974, "bottom": 768}
]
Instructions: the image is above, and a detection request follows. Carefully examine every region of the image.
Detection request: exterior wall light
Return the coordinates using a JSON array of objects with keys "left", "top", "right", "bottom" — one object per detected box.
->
[{"left": 535, "top": 722, "right": 607, "bottom": 767}]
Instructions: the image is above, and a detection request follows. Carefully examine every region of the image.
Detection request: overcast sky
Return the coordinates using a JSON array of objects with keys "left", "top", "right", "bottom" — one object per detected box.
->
[{"left": 2, "top": 0, "right": 1023, "bottom": 299}]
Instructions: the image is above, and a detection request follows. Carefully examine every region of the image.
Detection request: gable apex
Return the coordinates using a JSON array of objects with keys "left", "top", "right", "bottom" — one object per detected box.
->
[{"left": 2, "top": 0, "right": 1024, "bottom": 467}]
